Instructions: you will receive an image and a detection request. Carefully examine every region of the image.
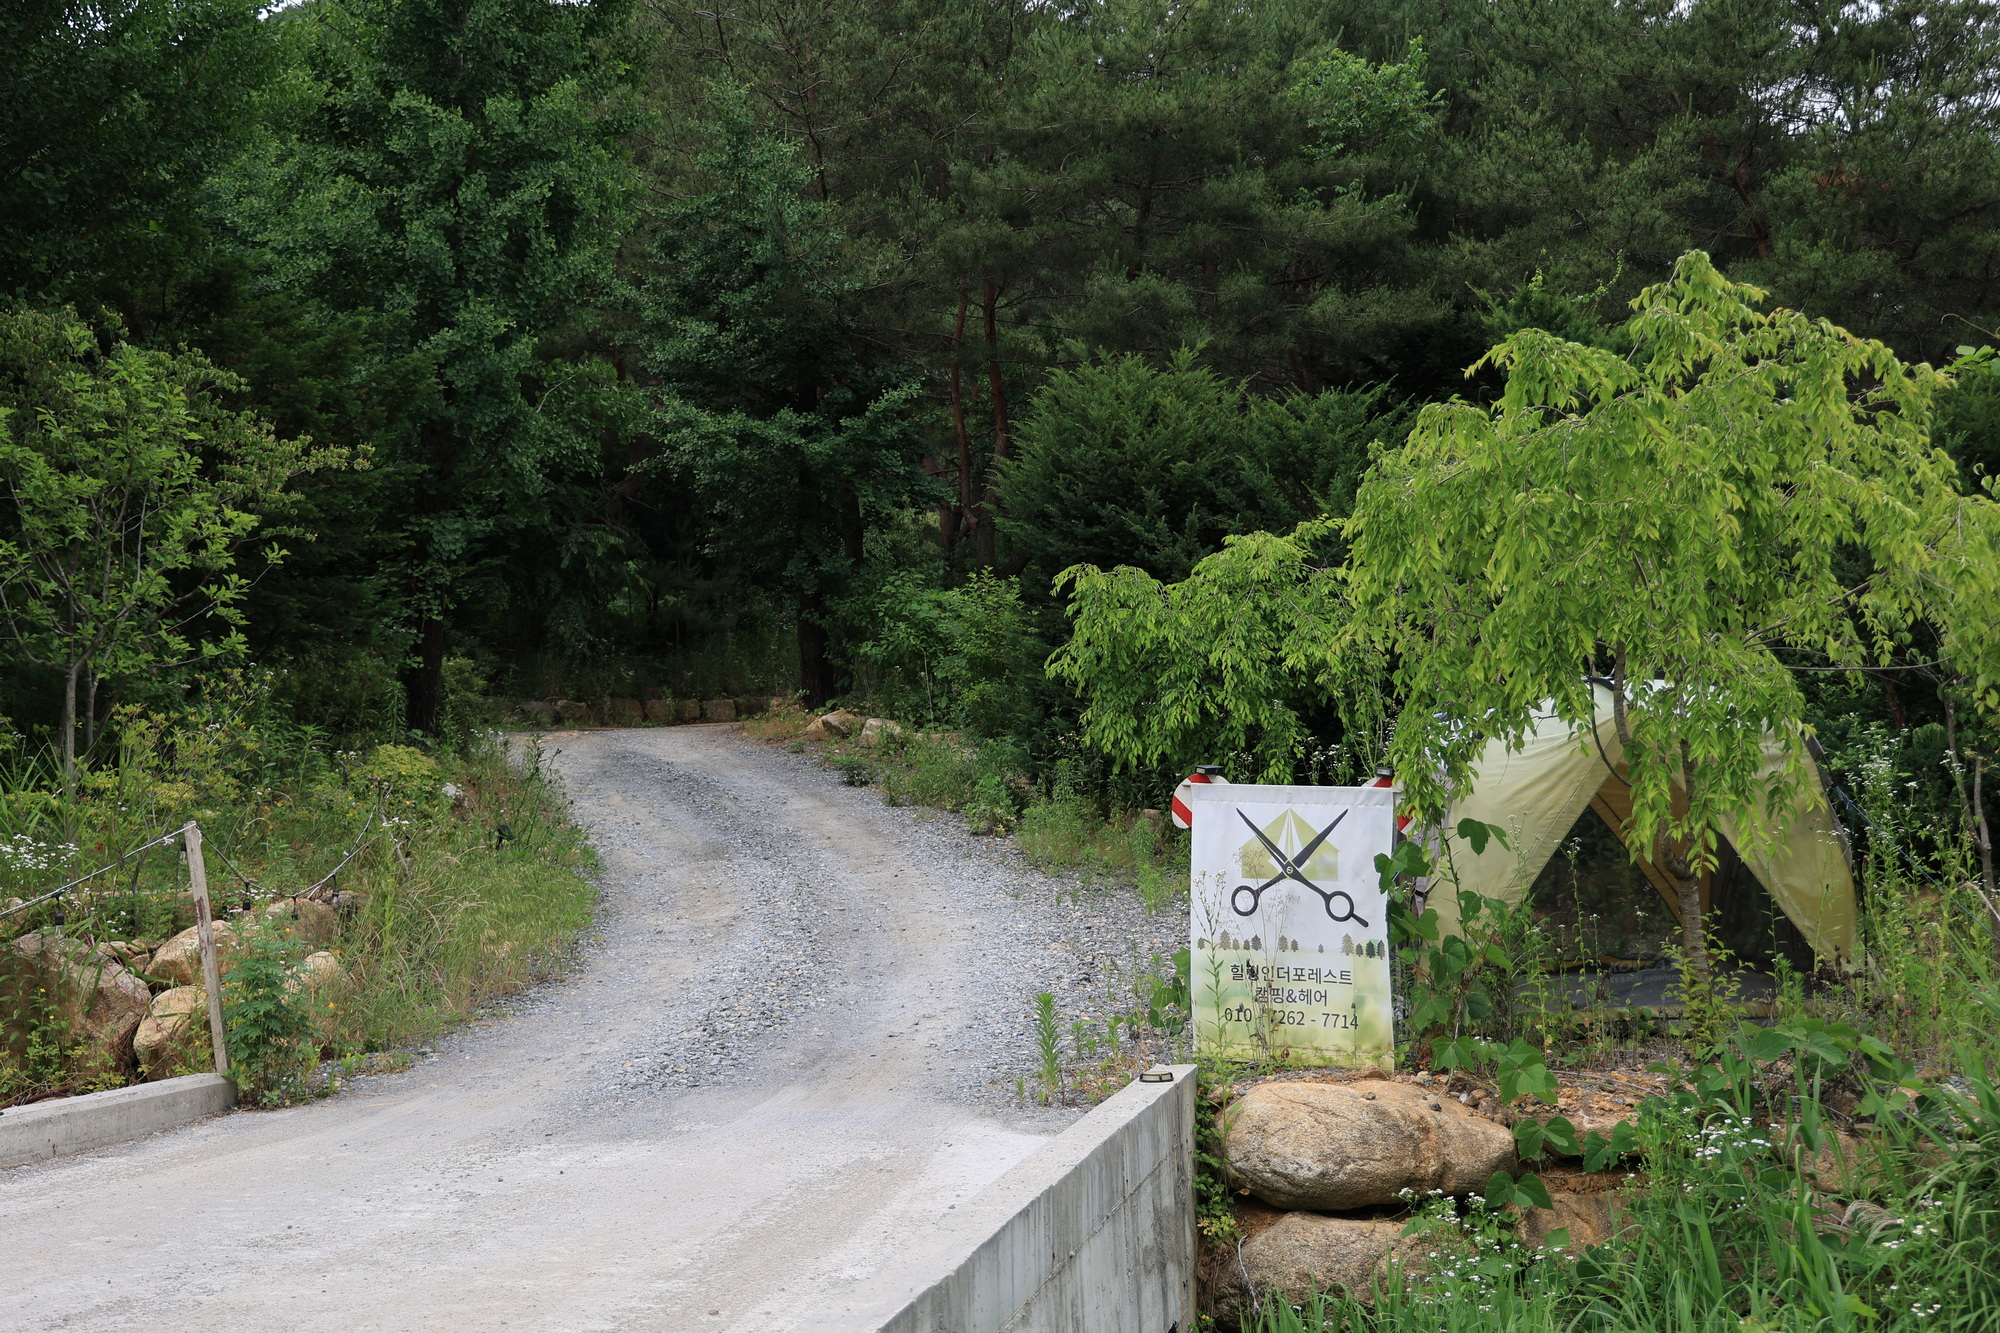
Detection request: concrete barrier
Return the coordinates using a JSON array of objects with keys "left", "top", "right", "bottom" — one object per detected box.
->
[
  {"left": 0, "top": 1074, "right": 236, "bottom": 1167},
  {"left": 836, "top": 1063, "right": 1197, "bottom": 1333}
]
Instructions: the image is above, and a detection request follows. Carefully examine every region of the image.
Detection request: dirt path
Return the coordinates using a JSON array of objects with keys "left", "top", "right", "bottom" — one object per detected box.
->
[{"left": 0, "top": 726, "right": 1126, "bottom": 1332}]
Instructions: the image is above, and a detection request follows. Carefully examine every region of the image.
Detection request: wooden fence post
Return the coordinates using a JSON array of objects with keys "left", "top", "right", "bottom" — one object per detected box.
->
[{"left": 183, "top": 822, "right": 230, "bottom": 1077}]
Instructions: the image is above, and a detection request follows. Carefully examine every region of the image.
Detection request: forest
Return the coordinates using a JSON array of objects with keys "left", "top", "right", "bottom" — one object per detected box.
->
[
  {"left": 5, "top": 0, "right": 1998, "bottom": 778},
  {"left": 10, "top": 3, "right": 2000, "bottom": 1329}
]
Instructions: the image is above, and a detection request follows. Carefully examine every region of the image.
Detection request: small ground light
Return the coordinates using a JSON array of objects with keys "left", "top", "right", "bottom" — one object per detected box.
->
[{"left": 1138, "top": 1070, "right": 1173, "bottom": 1083}]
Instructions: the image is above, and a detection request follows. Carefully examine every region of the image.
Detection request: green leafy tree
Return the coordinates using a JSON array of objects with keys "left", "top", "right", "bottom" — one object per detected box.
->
[
  {"left": 637, "top": 103, "right": 929, "bottom": 705},
  {"left": 998, "top": 348, "right": 1401, "bottom": 596},
  {"left": 0, "top": 307, "right": 328, "bottom": 783},
  {"left": 1410, "top": 0, "right": 2000, "bottom": 363},
  {"left": 1345, "top": 251, "right": 1993, "bottom": 983},
  {"left": 0, "top": 0, "right": 274, "bottom": 306},
  {"left": 260, "top": 0, "right": 634, "bottom": 733},
  {"left": 1051, "top": 523, "right": 1375, "bottom": 783}
]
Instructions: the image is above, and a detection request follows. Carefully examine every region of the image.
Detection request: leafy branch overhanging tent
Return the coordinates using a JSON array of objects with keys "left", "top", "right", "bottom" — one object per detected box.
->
[{"left": 1419, "top": 681, "right": 1859, "bottom": 968}]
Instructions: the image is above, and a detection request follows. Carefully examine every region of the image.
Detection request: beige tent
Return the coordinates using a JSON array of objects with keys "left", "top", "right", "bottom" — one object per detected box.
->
[{"left": 1424, "top": 683, "right": 1859, "bottom": 966}]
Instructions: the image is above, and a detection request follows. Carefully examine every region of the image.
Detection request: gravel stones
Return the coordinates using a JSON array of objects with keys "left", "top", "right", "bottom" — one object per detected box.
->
[
  {"left": 1225, "top": 1080, "right": 1517, "bottom": 1210},
  {"left": 545, "top": 728, "right": 1182, "bottom": 1111}
]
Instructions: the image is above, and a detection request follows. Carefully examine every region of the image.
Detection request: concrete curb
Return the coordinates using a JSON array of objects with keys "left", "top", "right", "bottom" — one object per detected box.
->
[
  {"left": 832, "top": 1063, "right": 1197, "bottom": 1333},
  {"left": 0, "top": 1074, "right": 236, "bottom": 1167}
]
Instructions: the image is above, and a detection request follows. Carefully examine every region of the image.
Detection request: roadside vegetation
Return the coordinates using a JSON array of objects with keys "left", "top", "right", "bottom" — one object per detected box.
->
[{"left": 0, "top": 677, "right": 592, "bottom": 1108}]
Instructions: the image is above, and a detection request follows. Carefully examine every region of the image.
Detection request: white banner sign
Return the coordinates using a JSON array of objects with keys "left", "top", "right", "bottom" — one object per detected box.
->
[{"left": 1186, "top": 783, "right": 1396, "bottom": 1068}]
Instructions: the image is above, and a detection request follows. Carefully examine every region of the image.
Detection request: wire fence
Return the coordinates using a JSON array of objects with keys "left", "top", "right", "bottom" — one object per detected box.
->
[{"left": 0, "top": 808, "right": 389, "bottom": 929}]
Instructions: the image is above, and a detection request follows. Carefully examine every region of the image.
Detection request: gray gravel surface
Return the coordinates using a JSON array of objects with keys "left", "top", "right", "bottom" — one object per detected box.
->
[{"left": 0, "top": 724, "right": 1184, "bottom": 1332}]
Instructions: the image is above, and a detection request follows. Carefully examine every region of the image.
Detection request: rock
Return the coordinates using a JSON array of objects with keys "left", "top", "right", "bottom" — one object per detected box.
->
[
  {"left": 767, "top": 696, "right": 796, "bottom": 715},
  {"left": 298, "top": 951, "right": 345, "bottom": 990},
  {"left": 1226, "top": 1081, "right": 1518, "bottom": 1211},
  {"left": 100, "top": 940, "right": 148, "bottom": 965},
  {"left": 1211, "top": 1214, "right": 1420, "bottom": 1323},
  {"left": 441, "top": 780, "right": 466, "bottom": 811},
  {"left": 513, "top": 700, "right": 558, "bottom": 726},
  {"left": 733, "top": 696, "right": 766, "bottom": 717},
  {"left": 675, "top": 699, "right": 702, "bottom": 723},
  {"left": 331, "top": 890, "right": 368, "bottom": 920},
  {"left": 147, "top": 922, "right": 240, "bottom": 987},
  {"left": 643, "top": 698, "right": 674, "bottom": 723},
  {"left": 134, "top": 986, "right": 210, "bottom": 1079},
  {"left": 8, "top": 935, "right": 153, "bottom": 1075},
  {"left": 261, "top": 898, "right": 338, "bottom": 948},
  {"left": 701, "top": 698, "right": 737, "bottom": 723},
  {"left": 605, "top": 698, "right": 643, "bottom": 725},
  {"left": 858, "top": 718, "right": 904, "bottom": 747},
  {"left": 554, "top": 699, "right": 595, "bottom": 725},
  {"left": 1519, "top": 1191, "right": 1627, "bottom": 1253},
  {"left": 802, "top": 709, "right": 863, "bottom": 741}
]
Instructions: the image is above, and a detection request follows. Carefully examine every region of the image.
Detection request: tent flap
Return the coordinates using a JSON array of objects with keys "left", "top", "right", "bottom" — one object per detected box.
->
[{"left": 1424, "top": 685, "right": 1858, "bottom": 965}]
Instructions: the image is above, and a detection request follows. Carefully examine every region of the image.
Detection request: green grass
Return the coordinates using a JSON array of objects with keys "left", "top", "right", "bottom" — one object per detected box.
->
[{"left": 0, "top": 681, "right": 594, "bottom": 1105}]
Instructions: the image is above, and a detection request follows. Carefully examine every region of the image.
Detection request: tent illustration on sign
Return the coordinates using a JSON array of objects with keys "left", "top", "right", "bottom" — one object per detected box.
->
[{"left": 1231, "top": 808, "right": 1367, "bottom": 926}]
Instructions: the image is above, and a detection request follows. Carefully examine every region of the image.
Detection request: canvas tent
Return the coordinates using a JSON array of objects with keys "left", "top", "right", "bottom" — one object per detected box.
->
[{"left": 1424, "top": 682, "right": 1860, "bottom": 966}]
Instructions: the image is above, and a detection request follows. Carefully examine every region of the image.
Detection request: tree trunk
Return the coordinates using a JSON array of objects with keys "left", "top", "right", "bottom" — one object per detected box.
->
[
  {"left": 1662, "top": 836, "right": 1711, "bottom": 986},
  {"left": 1607, "top": 648, "right": 1713, "bottom": 990},
  {"left": 406, "top": 617, "right": 447, "bottom": 736},
  {"left": 974, "top": 278, "right": 1011, "bottom": 569},
  {"left": 943, "top": 294, "right": 973, "bottom": 557},
  {"left": 797, "top": 589, "right": 832, "bottom": 708},
  {"left": 60, "top": 659, "right": 80, "bottom": 791}
]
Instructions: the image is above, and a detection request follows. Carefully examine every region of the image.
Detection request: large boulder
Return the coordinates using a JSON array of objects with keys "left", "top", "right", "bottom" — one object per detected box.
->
[
  {"left": 675, "top": 699, "right": 701, "bottom": 723},
  {"left": 147, "top": 921, "right": 241, "bottom": 987},
  {"left": 604, "top": 698, "right": 643, "bottom": 725},
  {"left": 553, "top": 699, "right": 595, "bottom": 725},
  {"left": 513, "top": 700, "right": 558, "bottom": 726},
  {"left": 643, "top": 698, "right": 674, "bottom": 723},
  {"left": 1211, "top": 1214, "right": 1431, "bottom": 1324},
  {"left": 1518, "top": 1190, "right": 1628, "bottom": 1254},
  {"left": 858, "top": 718, "right": 905, "bottom": 748},
  {"left": 134, "top": 985, "right": 210, "bottom": 1079},
  {"left": 802, "top": 709, "right": 863, "bottom": 741},
  {"left": 1226, "top": 1080, "right": 1518, "bottom": 1211},
  {"left": 701, "top": 698, "right": 737, "bottom": 723},
  {"left": 5, "top": 933, "right": 152, "bottom": 1075},
  {"left": 260, "top": 897, "right": 337, "bottom": 948}
]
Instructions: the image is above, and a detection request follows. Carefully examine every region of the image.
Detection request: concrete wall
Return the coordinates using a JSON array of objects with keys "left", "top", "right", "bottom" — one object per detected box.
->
[
  {"left": 836, "top": 1063, "right": 1197, "bottom": 1333},
  {"left": 0, "top": 1073, "right": 235, "bottom": 1167}
]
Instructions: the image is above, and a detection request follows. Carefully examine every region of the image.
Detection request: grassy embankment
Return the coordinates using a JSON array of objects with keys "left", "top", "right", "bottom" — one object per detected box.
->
[{"left": 1, "top": 686, "right": 593, "bottom": 1107}]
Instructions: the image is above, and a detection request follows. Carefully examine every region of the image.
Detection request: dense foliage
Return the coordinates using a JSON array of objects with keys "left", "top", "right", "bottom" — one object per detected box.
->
[{"left": 5, "top": 0, "right": 1996, "bottom": 755}]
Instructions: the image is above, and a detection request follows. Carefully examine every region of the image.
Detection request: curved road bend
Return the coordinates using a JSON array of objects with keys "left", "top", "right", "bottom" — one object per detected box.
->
[{"left": 1, "top": 725, "right": 1076, "bottom": 1332}]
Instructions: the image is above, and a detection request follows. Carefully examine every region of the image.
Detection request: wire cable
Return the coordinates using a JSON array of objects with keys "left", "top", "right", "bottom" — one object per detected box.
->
[{"left": 0, "top": 825, "right": 188, "bottom": 920}]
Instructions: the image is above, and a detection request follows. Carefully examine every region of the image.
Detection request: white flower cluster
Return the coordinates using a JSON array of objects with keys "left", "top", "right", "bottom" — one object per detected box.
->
[
  {"left": 1688, "top": 1115, "right": 1770, "bottom": 1162},
  {"left": 0, "top": 833, "right": 77, "bottom": 873}
]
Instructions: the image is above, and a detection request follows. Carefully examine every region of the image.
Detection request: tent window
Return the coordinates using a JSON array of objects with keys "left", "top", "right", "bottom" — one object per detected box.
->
[
  {"left": 1529, "top": 806, "right": 1674, "bottom": 963},
  {"left": 1527, "top": 806, "right": 1816, "bottom": 972}
]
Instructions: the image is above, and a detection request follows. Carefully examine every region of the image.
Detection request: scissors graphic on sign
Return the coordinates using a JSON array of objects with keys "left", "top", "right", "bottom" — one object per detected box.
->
[{"left": 1230, "top": 809, "right": 1370, "bottom": 926}]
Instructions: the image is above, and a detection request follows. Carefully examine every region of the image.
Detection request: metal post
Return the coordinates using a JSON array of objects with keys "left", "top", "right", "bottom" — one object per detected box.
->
[{"left": 184, "top": 822, "right": 230, "bottom": 1077}]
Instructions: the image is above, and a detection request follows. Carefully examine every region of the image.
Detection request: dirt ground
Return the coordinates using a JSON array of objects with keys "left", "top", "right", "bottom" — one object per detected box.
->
[{"left": 0, "top": 725, "right": 1131, "bottom": 1332}]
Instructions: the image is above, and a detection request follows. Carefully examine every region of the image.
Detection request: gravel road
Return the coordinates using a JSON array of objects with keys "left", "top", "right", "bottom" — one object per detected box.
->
[{"left": 0, "top": 724, "right": 1180, "bottom": 1331}]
